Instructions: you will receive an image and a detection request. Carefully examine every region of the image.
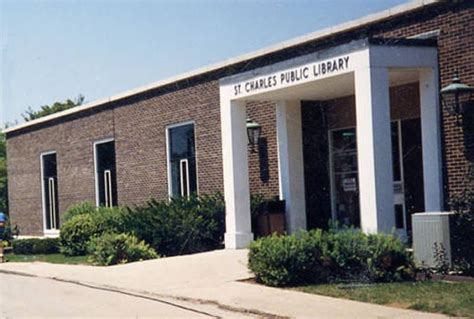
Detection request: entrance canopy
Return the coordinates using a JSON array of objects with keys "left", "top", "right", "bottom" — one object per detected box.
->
[{"left": 219, "top": 38, "right": 443, "bottom": 249}]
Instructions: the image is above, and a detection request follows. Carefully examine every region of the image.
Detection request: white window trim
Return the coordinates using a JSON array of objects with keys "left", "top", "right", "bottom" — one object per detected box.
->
[
  {"left": 179, "top": 159, "right": 190, "bottom": 197},
  {"left": 93, "top": 138, "right": 115, "bottom": 207},
  {"left": 104, "top": 169, "right": 113, "bottom": 208},
  {"left": 40, "top": 151, "right": 59, "bottom": 236},
  {"left": 165, "top": 121, "right": 199, "bottom": 199}
]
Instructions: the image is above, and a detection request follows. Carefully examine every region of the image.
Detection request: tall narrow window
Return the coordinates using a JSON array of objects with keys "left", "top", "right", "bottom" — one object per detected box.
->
[
  {"left": 41, "top": 152, "right": 59, "bottom": 230},
  {"left": 167, "top": 123, "right": 197, "bottom": 198},
  {"left": 95, "top": 140, "right": 117, "bottom": 207}
]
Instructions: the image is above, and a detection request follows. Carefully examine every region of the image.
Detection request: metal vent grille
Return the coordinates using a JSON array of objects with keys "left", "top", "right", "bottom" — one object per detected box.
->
[{"left": 412, "top": 212, "right": 453, "bottom": 268}]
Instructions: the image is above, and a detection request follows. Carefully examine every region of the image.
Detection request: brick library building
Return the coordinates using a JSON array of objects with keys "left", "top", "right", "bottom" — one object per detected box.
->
[{"left": 5, "top": 1, "right": 473, "bottom": 248}]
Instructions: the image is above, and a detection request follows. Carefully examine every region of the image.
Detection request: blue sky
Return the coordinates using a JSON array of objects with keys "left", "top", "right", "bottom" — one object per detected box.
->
[{"left": 1, "top": 0, "right": 407, "bottom": 126}]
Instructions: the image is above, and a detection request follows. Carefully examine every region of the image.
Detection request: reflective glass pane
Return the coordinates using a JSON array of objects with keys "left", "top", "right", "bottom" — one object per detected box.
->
[{"left": 169, "top": 124, "right": 197, "bottom": 198}]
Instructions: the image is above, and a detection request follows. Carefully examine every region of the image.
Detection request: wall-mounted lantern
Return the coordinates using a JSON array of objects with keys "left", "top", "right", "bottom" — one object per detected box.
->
[
  {"left": 440, "top": 72, "right": 473, "bottom": 124},
  {"left": 246, "top": 118, "right": 261, "bottom": 153}
]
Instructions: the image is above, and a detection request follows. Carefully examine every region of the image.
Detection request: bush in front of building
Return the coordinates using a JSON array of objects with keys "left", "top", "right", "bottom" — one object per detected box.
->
[
  {"left": 248, "top": 229, "right": 414, "bottom": 287},
  {"left": 12, "top": 237, "right": 59, "bottom": 255},
  {"left": 450, "top": 190, "right": 474, "bottom": 276},
  {"left": 62, "top": 201, "right": 96, "bottom": 223},
  {"left": 59, "top": 206, "right": 127, "bottom": 256},
  {"left": 247, "top": 230, "right": 329, "bottom": 286},
  {"left": 87, "top": 232, "right": 158, "bottom": 266},
  {"left": 126, "top": 193, "right": 225, "bottom": 256}
]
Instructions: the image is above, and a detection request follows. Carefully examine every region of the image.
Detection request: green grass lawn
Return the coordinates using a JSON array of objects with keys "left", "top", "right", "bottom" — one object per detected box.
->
[
  {"left": 294, "top": 281, "right": 474, "bottom": 318},
  {"left": 5, "top": 253, "right": 90, "bottom": 265}
]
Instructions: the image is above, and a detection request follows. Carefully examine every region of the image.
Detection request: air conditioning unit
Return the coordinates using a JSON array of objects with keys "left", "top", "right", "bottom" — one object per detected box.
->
[{"left": 412, "top": 212, "right": 453, "bottom": 268}]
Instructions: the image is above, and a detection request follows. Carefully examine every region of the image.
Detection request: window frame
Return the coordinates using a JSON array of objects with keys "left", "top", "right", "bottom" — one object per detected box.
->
[
  {"left": 93, "top": 137, "right": 115, "bottom": 207},
  {"left": 40, "top": 150, "right": 59, "bottom": 237},
  {"left": 165, "top": 121, "right": 199, "bottom": 199}
]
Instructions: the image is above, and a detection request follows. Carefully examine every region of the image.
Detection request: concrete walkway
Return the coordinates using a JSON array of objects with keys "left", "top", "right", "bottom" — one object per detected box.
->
[{"left": 0, "top": 249, "right": 446, "bottom": 319}]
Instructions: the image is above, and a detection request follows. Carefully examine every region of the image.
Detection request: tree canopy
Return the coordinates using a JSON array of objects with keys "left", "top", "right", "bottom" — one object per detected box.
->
[{"left": 22, "top": 95, "right": 85, "bottom": 122}]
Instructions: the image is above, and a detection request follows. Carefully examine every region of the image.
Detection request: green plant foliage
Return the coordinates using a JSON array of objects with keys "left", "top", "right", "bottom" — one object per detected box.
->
[
  {"left": 125, "top": 193, "right": 225, "bottom": 256},
  {"left": 59, "top": 214, "right": 97, "bottom": 256},
  {"left": 59, "top": 206, "right": 126, "bottom": 256},
  {"left": 248, "top": 230, "right": 329, "bottom": 286},
  {"left": 248, "top": 229, "right": 414, "bottom": 287},
  {"left": 62, "top": 201, "right": 96, "bottom": 223},
  {"left": 449, "top": 189, "right": 474, "bottom": 276},
  {"left": 12, "top": 238, "right": 59, "bottom": 255},
  {"left": 22, "top": 95, "right": 84, "bottom": 122},
  {"left": 87, "top": 233, "right": 158, "bottom": 266},
  {"left": 0, "top": 220, "right": 16, "bottom": 241},
  {"left": 366, "top": 233, "right": 415, "bottom": 282}
]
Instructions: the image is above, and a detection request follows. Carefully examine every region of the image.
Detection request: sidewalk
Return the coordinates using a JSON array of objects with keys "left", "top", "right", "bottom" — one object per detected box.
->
[{"left": 0, "top": 249, "right": 446, "bottom": 319}]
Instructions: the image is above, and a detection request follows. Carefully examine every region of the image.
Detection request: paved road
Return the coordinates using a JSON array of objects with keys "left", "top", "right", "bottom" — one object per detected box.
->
[
  {"left": 0, "top": 250, "right": 446, "bottom": 319},
  {"left": 0, "top": 272, "right": 254, "bottom": 318}
]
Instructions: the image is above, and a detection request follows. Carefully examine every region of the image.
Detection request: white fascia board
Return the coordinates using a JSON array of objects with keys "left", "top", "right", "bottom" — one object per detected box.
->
[{"left": 3, "top": 0, "right": 440, "bottom": 134}]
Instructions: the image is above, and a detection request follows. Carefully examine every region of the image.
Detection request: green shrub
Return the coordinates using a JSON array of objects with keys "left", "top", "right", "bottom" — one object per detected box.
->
[
  {"left": 450, "top": 190, "right": 474, "bottom": 276},
  {"left": 62, "top": 201, "right": 96, "bottom": 223},
  {"left": 59, "top": 206, "right": 127, "bottom": 256},
  {"left": 248, "top": 229, "right": 414, "bottom": 287},
  {"left": 366, "top": 233, "right": 415, "bottom": 282},
  {"left": 126, "top": 193, "right": 225, "bottom": 256},
  {"left": 248, "top": 230, "right": 328, "bottom": 286},
  {"left": 87, "top": 233, "right": 158, "bottom": 266},
  {"left": 59, "top": 214, "right": 97, "bottom": 256},
  {"left": 12, "top": 238, "right": 59, "bottom": 254},
  {"left": 1, "top": 220, "right": 16, "bottom": 241}
]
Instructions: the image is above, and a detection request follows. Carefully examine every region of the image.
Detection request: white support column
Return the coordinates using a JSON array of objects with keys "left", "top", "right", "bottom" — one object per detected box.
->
[
  {"left": 276, "top": 100, "right": 307, "bottom": 233},
  {"left": 419, "top": 68, "right": 444, "bottom": 211},
  {"left": 220, "top": 97, "right": 253, "bottom": 249},
  {"left": 355, "top": 67, "right": 395, "bottom": 233}
]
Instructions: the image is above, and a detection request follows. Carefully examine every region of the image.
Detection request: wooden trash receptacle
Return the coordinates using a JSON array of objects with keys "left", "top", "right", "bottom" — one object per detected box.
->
[{"left": 256, "top": 200, "right": 286, "bottom": 236}]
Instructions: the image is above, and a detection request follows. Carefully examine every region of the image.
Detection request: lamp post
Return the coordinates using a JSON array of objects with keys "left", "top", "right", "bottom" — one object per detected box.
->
[
  {"left": 440, "top": 72, "right": 473, "bottom": 125},
  {"left": 246, "top": 118, "right": 261, "bottom": 153}
]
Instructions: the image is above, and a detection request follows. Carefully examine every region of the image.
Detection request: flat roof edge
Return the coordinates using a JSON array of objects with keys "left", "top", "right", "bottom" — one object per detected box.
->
[{"left": 4, "top": 0, "right": 442, "bottom": 135}]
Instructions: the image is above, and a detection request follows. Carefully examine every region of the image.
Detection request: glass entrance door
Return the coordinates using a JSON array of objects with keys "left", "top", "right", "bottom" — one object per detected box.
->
[
  {"left": 329, "top": 121, "right": 407, "bottom": 234},
  {"left": 329, "top": 128, "right": 360, "bottom": 227}
]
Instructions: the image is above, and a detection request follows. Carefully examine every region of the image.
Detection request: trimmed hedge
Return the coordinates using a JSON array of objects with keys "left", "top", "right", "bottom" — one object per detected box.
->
[
  {"left": 248, "top": 229, "right": 414, "bottom": 287},
  {"left": 12, "top": 238, "right": 59, "bottom": 255},
  {"left": 87, "top": 233, "right": 158, "bottom": 266}
]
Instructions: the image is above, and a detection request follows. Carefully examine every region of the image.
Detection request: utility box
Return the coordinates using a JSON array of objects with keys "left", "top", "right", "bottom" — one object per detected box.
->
[{"left": 412, "top": 212, "right": 453, "bottom": 268}]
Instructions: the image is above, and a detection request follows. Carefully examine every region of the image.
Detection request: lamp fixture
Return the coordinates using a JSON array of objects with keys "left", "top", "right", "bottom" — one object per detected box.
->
[
  {"left": 246, "top": 118, "right": 261, "bottom": 153},
  {"left": 440, "top": 71, "right": 473, "bottom": 123}
]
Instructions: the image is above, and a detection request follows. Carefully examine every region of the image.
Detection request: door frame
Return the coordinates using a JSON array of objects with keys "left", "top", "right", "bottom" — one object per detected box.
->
[{"left": 328, "top": 120, "right": 408, "bottom": 235}]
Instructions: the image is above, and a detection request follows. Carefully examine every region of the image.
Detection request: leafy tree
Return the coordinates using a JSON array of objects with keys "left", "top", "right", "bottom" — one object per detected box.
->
[{"left": 22, "top": 95, "right": 85, "bottom": 121}]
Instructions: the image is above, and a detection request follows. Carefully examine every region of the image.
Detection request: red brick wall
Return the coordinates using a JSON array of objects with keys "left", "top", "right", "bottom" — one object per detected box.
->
[
  {"left": 114, "top": 81, "right": 224, "bottom": 206},
  {"left": 247, "top": 101, "right": 280, "bottom": 199},
  {"left": 6, "top": 109, "right": 114, "bottom": 235}
]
